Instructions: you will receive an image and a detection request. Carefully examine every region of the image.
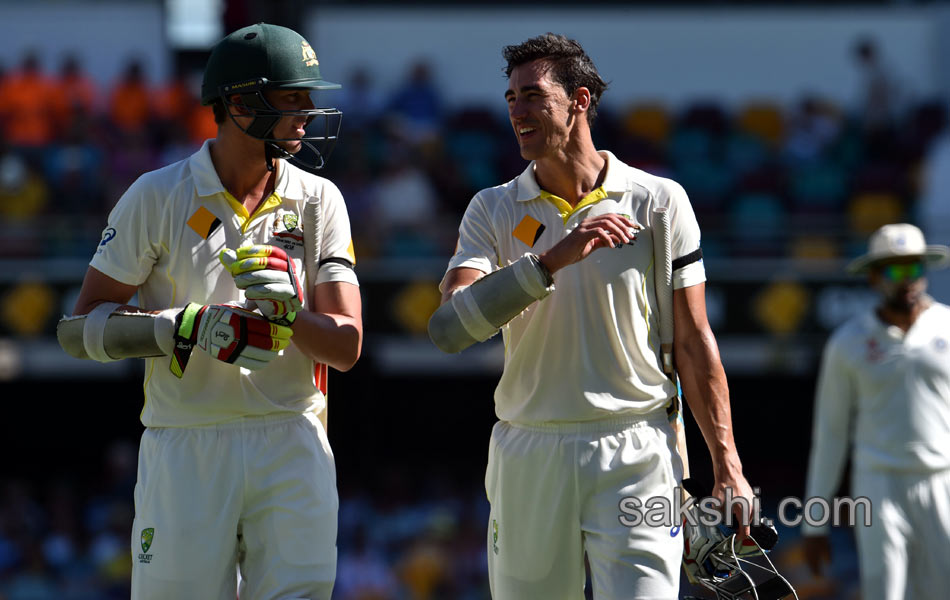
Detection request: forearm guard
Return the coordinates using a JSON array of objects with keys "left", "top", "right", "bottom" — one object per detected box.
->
[
  {"left": 428, "top": 254, "right": 554, "bottom": 354},
  {"left": 56, "top": 303, "right": 176, "bottom": 362}
]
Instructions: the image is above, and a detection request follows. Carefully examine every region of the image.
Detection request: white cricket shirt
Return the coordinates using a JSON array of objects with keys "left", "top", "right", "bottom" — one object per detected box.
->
[
  {"left": 443, "top": 151, "right": 706, "bottom": 423},
  {"left": 91, "top": 140, "right": 358, "bottom": 427},
  {"left": 805, "top": 302, "right": 950, "bottom": 515}
]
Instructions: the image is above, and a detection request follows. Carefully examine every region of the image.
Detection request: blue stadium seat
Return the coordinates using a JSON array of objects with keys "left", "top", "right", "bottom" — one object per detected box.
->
[{"left": 728, "top": 192, "right": 786, "bottom": 256}]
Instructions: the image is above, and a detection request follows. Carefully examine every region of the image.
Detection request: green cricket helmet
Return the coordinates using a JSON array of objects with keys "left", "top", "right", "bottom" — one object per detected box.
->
[{"left": 201, "top": 23, "right": 342, "bottom": 170}]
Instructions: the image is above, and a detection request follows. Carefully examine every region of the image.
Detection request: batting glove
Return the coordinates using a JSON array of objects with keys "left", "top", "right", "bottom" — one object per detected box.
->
[
  {"left": 682, "top": 503, "right": 728, "bottom": 584},
  {"left": 219, "top": 245, "right": 305, "bottom": 326},
  {"left": 168, "top": 303, "right": 293, "bottom": 377}
]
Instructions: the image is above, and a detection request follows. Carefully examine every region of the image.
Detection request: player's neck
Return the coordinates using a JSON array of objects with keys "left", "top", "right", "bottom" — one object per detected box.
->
[
  {"left": 534, "top": 141, "right": 605, "bottom": 207},
  {"left": 209, "top": 134, "right": 276, "bottom": 209}
]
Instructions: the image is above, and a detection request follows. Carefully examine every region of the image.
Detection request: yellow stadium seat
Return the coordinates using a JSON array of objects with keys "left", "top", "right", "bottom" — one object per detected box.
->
[
  {"left": 737, "top": 101, "right": 785, "bottom": 147},
  {"left": 622, "top": 102, "right": 671, "bottom": 145},
  {"left": 848, "top": 192, "right": 904, "bottom": 235}
]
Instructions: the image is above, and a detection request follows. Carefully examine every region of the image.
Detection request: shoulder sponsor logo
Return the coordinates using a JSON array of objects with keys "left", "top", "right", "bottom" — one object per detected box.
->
[
  {"left": 187, "top": 206, "right": 222, "bottom": 240},
  {"left": 512, "top": 215, "right": 545, "bottom": 248}
]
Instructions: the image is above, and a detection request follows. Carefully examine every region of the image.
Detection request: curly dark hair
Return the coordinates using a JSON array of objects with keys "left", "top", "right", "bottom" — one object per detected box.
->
[{"left": 502, "top": 33, "right": 608, "bottom": 126}]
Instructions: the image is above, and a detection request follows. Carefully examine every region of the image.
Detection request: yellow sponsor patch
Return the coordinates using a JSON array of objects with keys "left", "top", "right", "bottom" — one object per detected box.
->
[
  {"left": 512, "top": 215, "right": 545, "bottom": 247},
  {"left": 346, "top": 240, "right": 356, "bottom": 265},
  {"left": 187, "top": 206, "right": 221, "bottom": 239}
]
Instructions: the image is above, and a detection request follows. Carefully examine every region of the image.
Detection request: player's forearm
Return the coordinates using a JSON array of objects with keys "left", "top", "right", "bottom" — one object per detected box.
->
[
  {"left": 676, "top": 331, "right": 743, "bottom": 480},
  {"left": 291, "top": 310, "right": 362, "bottom": 371}
]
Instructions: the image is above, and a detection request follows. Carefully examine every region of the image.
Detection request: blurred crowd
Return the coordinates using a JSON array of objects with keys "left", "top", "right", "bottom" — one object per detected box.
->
[{"left": 1, "top": 39, "right": 948, "bottom": 266}]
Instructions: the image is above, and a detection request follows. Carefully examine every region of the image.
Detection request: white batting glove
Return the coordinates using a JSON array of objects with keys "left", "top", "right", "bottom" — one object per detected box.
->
[
  {"left": 682, "top": 503, "right": 727, "bottom": 584},
  {"left": 166, "top": 303, "right": 293, "bottom": 377},
  {"left": 682, "top": 502, "right": 767, "bottom": 584},
  {"left": 219, "top": 245, "right": 305, "bottom": 326}
]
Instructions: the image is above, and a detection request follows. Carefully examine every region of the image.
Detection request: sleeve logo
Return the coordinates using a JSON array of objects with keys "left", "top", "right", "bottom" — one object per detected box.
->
[{"left": 98, "top": 227, "right": 116, "bottom": 247}]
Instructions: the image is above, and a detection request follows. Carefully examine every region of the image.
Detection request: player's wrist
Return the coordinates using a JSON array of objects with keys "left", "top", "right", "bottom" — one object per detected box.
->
[
  {"left": 530, "top": 253, "right": 555, "bottom": 286},
  {"left": 536, "top": 251, "right": 562, "bottom": 276}
]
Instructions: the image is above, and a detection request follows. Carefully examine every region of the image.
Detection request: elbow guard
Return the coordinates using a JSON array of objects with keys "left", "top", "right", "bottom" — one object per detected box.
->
[
  {"left": 428, "top": 254, "right": 554, "bottom": 354},
  {"left": 57, "top": 303, "right": 176, "bottom": 362}
]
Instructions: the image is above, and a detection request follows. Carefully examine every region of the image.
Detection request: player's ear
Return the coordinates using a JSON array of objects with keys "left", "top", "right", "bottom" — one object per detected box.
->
[
  {"left": 572, "top": 87, "right": 591, "bottom": 115},
  {"left": 227, "top": 94, "right": 253, "bottom": 116}
]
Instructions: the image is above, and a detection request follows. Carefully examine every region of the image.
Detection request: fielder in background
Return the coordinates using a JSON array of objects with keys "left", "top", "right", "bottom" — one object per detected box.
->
[
  {"left": 56, "top": 23, "right": 361, "bottom": 600},
  {"left": 803, "top": 223, "right": 950, "bottom": 600},
  {"left": 428, "top": 33, "right": 753, "bottom": 599}
]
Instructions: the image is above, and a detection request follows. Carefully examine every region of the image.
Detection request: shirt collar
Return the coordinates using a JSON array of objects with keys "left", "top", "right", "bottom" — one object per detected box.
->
[
  {"left": 515, "top": 150, "right": 627, "bottom": 202},
  {"left": 189, "top": 139, "right": 305, "bottom": 201}
]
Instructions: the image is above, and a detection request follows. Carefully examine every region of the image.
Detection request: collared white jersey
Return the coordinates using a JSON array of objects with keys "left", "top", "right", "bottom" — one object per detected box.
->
[
  {"left": 805, "top": 302, "right": 950, "bottom": 507},
  {"left": 91, "top": 140, "right": 358, "bottom": 427},
  {"left": 443, "top": 151, "right": 706, "bottom": 424}
]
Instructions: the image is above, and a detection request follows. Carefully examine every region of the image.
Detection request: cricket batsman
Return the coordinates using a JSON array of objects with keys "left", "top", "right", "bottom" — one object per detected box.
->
[{"left": 56, "top": 23, "right": 361, "bottom": 600}]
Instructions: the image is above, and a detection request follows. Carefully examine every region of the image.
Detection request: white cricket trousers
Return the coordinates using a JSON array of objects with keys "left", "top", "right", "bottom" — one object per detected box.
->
[
  {"left": 485, "top": 411, "right": 683, "bottom": 600},
  {"left": 853, "top": 467, "right": 950, "bottom": 600},
  {"left": 130, "top": 411, "right": 338, "bottom": 600}
]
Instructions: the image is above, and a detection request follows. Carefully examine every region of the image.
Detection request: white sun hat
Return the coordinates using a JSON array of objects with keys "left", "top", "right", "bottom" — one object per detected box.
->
[{"left": 847, "top": 223, "right": 950, "bottom": 274}]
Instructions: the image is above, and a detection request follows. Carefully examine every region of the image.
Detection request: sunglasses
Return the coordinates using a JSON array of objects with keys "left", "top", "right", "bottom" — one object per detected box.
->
[{"left": 880, "top": 262, "right": 924, "bottom": 282}]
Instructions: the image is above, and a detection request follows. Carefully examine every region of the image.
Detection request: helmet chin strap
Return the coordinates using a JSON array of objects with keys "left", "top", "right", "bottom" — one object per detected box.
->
[{"left": 264, "top": 141, "right": 291, "bottom": 172}]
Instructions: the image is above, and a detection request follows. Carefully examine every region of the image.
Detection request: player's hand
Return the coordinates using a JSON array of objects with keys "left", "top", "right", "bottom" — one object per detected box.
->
[
  {"left": 537, "top": 213, "right": 641, "bottom": 274},
  {"left": 219, "top": 245, "right": 304, "bottom": 326},
  {"left": 803, "top": 534, "right": 831, "bottom": 578},
  {"left": 711, "top": 470, "right": 755, "bottom": 542},
  {"left": 169, "top": 303, "right": 293, "bottom": 377}
]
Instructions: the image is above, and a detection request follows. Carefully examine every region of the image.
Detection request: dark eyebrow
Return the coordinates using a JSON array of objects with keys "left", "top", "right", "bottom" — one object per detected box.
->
[{"left": 504, "top": 85, "right": 544, "bottom": 99}]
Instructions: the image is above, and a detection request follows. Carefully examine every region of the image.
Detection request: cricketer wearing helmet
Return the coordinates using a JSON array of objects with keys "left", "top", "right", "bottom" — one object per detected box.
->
[{"left": 56, "top": 23, "right": 360, "bottom": 600}]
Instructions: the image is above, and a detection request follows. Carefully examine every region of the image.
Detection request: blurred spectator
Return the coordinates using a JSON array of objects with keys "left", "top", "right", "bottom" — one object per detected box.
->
[
  {"left": 851, "top": 36, "right": 903, "bottom": 160},
  {"left": 334, "top": 526, "right": 398, "bottom": 600},
  {"left": 104, "top": 129, "right": 158, "bottom": 207},
  {"left": 337, "top": 66, "right": 384, "bottom": 131},
  {"left": 50, "top": 54, "right": 99, "bottom": 131},
  {"left": 385, "top": 59, "right": 444, "bottom": 144},
  {"left": 106, "top": 59, "right": 152, "bottom": 137},
  {"left": 42, "top": 117, "right": 106, "bottom": 215},
  {"left": 783, "top": 95, "right": 843, "bottom": 164},
  {"left": 0, "top": 52, "right": 59, "bottom": 160},
  {"left": 916, "top": 106, "right": 950, "bottom": 301},
  {"left": 152, "top": 64, "right": 213, "bottom": 153},
  {"left": 1, "top": 540, "right": 59, "bottom": 600},
  {"left": 186, "top": 102, "right": 218, "bottom": 148},
  {"left": 369, "top": 136, "right": 441, "bottom": 257},
  {"left": 0, "top": 151, "right": 49, "bottom": 222}
]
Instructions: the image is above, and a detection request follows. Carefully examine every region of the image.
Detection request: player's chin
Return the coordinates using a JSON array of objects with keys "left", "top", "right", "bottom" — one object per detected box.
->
[{"left": 279, "top": 140, "right": 304, "bottom": 154}]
